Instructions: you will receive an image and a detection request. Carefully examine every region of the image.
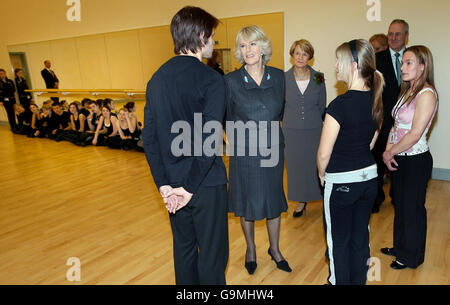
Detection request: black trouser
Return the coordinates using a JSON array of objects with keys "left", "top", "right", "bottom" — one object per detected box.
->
[
  {"left": 391, "top": 151, "right": 432, "bottom": 268},
  {"left": 79, "top": 132, "right": 94, "bottom": 146},
  {"left": 57, "top": 130, "right": 82, "bottom": 144},
  {"left": 105, "top": 136, "right": 138, "bottom": 150},
  {"left": 169, "top": 184, "right": 229, "bottom": 285},
  {"left": 2, "top": 98, "right": 16, "bottom": 129},
  {"left": 13, "top": 124, "right": 32, "bottom": 135},
  {"left": 373, "top": 127, "right": 395, "bottom": 210},
  {"left": 48, "top": 129, "right": 61, "bottom": 140},
  {"left": 19, "top": 96, "right": 31, "bottom": 112},
  {"left": 324, "top": 166, "right": 377, "bottom": 285},
  {"left": 31, "top": 126, "right": 48, "bottom": 138}
]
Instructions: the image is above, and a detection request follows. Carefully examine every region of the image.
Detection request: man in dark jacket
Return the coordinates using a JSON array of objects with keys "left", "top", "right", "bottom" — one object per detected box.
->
[
  {"left": 41, "top": 60, "right": 59, "bottom": 103},
  {"left": 143, "top": 6, "right": 228, "bottom": 285},
  {"left": 373, "top": 19, "right": 409, "bottom": 213}
]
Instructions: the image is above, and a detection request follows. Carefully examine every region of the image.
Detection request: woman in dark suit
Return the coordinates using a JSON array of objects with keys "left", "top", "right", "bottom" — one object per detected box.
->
[
  {"left": 284, "top": 39, "right": 326, "bottom": 217},
  {"left": 226, "top": 25, "right": 291, "bottom": 275},
  {"left": 15, "top": 68, "right": 33, "bottom": 113},
  {"left": 0, "top": 68, "right": 17, "bottom": 130}
]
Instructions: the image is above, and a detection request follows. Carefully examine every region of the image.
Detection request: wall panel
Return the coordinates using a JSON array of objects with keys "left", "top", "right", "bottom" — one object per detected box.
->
[
  {"left": 50, "top": 38, "right": 83, "bottom": 89},
  {"left": 138, "top": 25, "right": 173, "bottom": 84},
  {"left": 104, "top": 30, "right": 144, "bottom": 89},
  {"left": 75, "top": 35, "right": 111, "bottom": 89}
]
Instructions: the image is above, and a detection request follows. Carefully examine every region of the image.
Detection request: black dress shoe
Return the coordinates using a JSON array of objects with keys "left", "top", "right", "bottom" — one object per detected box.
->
[
  {"left": 245, "top": 261, "right": 257, "bottom": 275},
  {"left": 268, "top": 248, "right": 292, "bottom": 272},
  {"left": 293, "top": 203, "right": 307, "bottom": 218},
  {"left": 381, "top": 247, "right": 396, "bottom": 257},
  {"left": 390, "top": 260, "right": 407, "bottom": 270}
]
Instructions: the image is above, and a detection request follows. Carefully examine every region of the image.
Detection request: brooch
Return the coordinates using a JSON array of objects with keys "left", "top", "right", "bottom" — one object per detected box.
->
[{"left": 313, "top": 72, "right": 324, "bottom": 84}]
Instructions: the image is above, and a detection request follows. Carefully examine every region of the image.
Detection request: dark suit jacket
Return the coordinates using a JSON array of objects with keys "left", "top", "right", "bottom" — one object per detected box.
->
[
  {"left": 41, "top": 68, "right": 59, "bottom": 89},
  {"left": 375, "top": 48, "right": 401, "bottom": 146},
  {"left": 225, "top": 65, "right": 285, "bottom": 149},
  {"left": 283, "top": 65, "right": 326, "bottom": 130},
  {"left": 143, "top": 56, "right": 227, "bottom": 195}
]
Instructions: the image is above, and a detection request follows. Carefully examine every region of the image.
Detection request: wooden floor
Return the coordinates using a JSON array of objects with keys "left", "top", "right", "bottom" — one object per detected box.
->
[{"left": 0, "top": 125, "right": 448, "bottom": 285}]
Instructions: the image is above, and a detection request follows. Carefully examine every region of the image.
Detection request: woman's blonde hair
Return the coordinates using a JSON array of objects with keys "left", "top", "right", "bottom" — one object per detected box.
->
[
  {"left": 336, "top": 39, "right": 384, "bottom": 130},
  {"left": 234, "top": 25, "right": 272, "bottom": 65},
  {"left": 289, "top": 39, "right": 314, "bottom": 60},
  {"left": 398, "top": 45, "right": 438, "bottom": 106}
]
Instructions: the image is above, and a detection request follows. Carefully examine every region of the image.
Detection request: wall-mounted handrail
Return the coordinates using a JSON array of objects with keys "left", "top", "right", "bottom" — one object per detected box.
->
[{"left": 25, "top": 89, "right": 146, "bottom": 99}]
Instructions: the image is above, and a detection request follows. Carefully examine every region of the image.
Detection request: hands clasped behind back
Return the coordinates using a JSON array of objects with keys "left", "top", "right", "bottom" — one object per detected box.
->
[{"left": 159, "top": 185, "right": 193, "bottom": 214}]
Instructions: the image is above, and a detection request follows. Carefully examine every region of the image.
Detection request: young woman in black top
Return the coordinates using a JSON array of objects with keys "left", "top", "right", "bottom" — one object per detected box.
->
[
  {"left": 69, "top": 102, "right": 86, "bottom": 133},
  {"left": 30, "top": 103, "right": 42, "bottom": 137},
  {"left": 106, "top": 108, "right": 138, "bottom": 150},
  {"left": 317, "top": 39, "right": 384, "bottom": 285},
  {"left": 92, "top": 105, "right": 118, "bottom": 146},
  {"left": 57, "top": 102, "right": 87, "bottom": 144},
  {"left": 124, "top": 102, "right": 141, "bottom": 138}
]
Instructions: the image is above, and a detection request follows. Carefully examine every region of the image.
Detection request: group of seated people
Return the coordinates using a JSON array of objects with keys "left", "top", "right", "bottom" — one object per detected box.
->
[{"left": 12, "top": 98, "right": 143, "bottom": 151}]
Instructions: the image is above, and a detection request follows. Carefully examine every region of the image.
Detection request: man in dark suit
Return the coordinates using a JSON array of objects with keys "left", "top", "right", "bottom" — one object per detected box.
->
[
  {"left": 41, "top": 60, "right": 59, "bottom": 103},
  {"left": 372, "top": 19, "right": 409, "bottom": 213},
  {"left": 143, "top": 6, "right": 228, "bottom": 285}
]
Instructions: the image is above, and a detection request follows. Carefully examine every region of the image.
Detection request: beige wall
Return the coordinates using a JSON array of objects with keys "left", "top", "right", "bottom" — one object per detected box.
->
[{"left": 0, "top": 0, "right": 449, "bottom": 170}]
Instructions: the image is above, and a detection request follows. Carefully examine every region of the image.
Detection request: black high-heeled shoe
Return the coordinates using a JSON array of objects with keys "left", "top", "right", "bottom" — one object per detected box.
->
[
  {"left": 244, "top": 261, "right": 257, "bottom": 275},
  {"left": 268, "top": 248, "right": 292, "bottom": 272},
  {"left": 293, "top": 202, "right": 307, "bottom": 218}
]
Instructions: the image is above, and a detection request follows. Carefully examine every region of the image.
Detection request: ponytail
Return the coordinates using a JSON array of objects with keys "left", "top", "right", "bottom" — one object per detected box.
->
[{"left": 372, "top": 70, "right": 384, "bottom": 131}]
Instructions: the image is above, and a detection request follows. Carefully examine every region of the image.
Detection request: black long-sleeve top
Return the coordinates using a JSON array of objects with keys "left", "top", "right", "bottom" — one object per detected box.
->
[
  {"left": 0, "top": 78, "right": 16, "bottom": 100},
  {"left": 15, "top": 77, "right": 32, "bottom": 98},
  {"left": 143, "top": 55, "right": 227, "bottom": 194},
  {"left": 48, "top": 111, "right": 70, "bottom": 131}
]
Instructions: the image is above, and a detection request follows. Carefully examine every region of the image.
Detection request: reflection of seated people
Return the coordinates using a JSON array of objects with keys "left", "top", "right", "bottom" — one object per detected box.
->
[{"left": 13, "top": 104, "right": 32, "bottom": 135}]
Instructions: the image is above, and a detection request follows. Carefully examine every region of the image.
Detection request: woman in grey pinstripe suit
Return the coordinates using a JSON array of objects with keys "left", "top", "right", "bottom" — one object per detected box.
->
[
  {"left": 226, "top": 26, "right": 291, "bottom": 275},
  {"left": 283, "top": 39, "right": 326, "bottom": 217}
]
